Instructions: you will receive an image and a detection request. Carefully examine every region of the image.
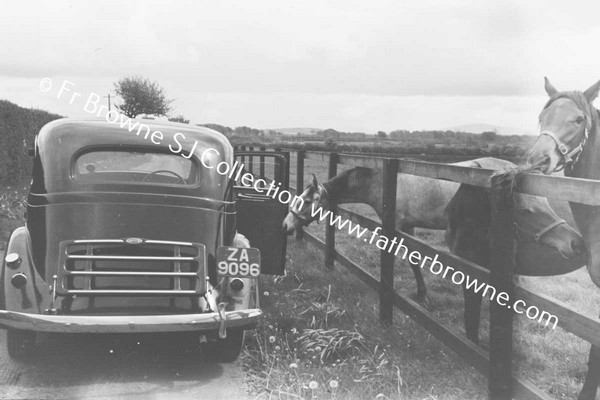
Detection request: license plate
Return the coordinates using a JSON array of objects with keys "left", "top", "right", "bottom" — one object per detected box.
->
[{"left": 216, "top": 246, "right": 261, "bottom": 278}]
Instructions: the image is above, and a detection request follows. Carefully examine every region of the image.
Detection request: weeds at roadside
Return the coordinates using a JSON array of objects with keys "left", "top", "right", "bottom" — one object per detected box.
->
[
  {"left": 0, "top": 185, "right": 27, "bottom": 249},
  {"left": 0, "top": 185, "right": 27, "bottom": 221},
  {"left": 242, "top": 273, "right": 402, "bottom": 399}
]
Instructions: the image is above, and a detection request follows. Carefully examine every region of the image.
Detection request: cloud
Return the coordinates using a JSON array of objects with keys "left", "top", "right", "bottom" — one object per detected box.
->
[{"left": 1, "top": 0, "right": 600, "bottom": 132}]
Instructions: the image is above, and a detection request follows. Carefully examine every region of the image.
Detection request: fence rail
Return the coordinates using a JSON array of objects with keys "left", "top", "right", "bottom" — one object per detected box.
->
[
  {"left": 234, "top": 145, "right": 600, "bottom": 400},
  {"left": 296, "top": 148, "right": 600, "bottom": 206}
]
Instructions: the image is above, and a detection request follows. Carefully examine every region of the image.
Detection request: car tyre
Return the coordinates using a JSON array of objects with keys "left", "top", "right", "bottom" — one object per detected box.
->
[
  {"left": 203, "top": 329, "right": 245, "bottom": 363},
  {"left": 7, "top": 329, "right": 36, "bottom": 359}
]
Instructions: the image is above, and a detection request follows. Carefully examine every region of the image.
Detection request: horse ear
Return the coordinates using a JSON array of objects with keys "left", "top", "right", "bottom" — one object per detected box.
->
[
  {"left": 312, "top": 174, "right": 319, "bottom": 188},
  {"left": 544, "top": 77, "right": 558, "bottom": 96},
  {"left": 584, "top": 80, "right": 600, "bottom": 102}
]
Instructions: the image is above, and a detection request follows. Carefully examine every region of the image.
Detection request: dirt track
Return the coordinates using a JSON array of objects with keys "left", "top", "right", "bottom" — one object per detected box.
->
[{"left": 0, "top": 329, "right": 249, "bottom": 399}]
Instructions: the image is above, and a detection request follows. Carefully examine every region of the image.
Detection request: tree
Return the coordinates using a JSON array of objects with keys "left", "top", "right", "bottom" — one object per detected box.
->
[
  {"left": 198, "top": 123, "right": 234, "bottom": 135},
  {"left": 481, "top": 130, "right": 497, "bottom": 141},
  {"left": 377, "top": 130, "right": 387, "bottom": 139},
  {"left": 325, "top": 138, "right": 337, "bottom": 150},
  {"left": 113, "top": 76, "right": 173, "bottom": 118},
  {"left": 168, "top": 115, "right": 190, "bottom": 124}
]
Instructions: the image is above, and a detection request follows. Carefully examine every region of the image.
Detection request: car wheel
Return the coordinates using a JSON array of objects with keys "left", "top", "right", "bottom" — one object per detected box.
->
[
  {"left": 203, "top": 329, "right": 245, "bottom": 363},
  {"left": 7, "top": 329, "right": 36, "bottom": 359}
]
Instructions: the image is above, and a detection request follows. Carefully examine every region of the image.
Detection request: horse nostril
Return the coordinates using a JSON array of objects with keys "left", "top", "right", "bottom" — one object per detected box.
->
[{"left": 572, "top": 239, "right": 585, "bottom": 255}]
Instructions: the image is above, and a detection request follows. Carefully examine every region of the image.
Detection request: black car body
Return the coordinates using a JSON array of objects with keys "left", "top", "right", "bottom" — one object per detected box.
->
[{"left": 0, "top": 118, "right": 288, "bottom": 360}]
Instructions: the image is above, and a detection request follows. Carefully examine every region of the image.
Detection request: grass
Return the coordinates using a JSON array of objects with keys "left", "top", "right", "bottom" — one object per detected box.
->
[{"left": 242, "top": 241, "right": 487, "bottom": 399}]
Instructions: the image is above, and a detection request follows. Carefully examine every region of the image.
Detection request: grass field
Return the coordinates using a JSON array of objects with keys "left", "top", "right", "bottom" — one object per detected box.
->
[{"left": 241, "top": 153, "right": 600, "bottom": 399}]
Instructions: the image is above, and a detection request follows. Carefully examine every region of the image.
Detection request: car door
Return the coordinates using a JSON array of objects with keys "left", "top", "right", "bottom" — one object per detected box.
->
[{"left": 234, "top": 150, "right": 289, "bottom": 275}]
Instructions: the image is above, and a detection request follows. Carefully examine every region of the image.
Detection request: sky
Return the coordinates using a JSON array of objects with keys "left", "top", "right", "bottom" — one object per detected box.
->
[{"left": 1, "top": 0, "right": 600, "bottom": 134}]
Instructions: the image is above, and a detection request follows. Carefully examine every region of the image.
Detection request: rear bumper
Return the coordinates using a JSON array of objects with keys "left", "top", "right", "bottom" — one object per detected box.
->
[{"left": 0, "top": 309, "right": 261, "bottom": 333}]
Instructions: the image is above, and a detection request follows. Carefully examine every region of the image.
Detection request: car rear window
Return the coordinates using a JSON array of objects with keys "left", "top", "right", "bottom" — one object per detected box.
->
[{"left": 73, "top": 150, "right": 198, "bottom": 186}]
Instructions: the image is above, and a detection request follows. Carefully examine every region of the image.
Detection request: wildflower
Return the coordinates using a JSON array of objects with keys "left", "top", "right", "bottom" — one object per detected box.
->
[
  {"left": 315, "top": 346, "right": 322, "bottom": 352},
  {"left": 275, "top": 346, "right": 281, "bottom": 351},
  {"left": 289, "top": 363, "right": 298, "bottom": 369},
  {"left": 263, "top": 291, "right": 270, "bottom": 296},
  {"left": 309, "top": 381, "right": 319, "bottom": 390},
  {"left": 329, "top": 380, "right": 339, "bottom": 389},
  {"left": 269, "top": 336, "right": 276, "bottom": 343},
  {"left": 291, "top": 327, "right": 297, "bottom": 334}
]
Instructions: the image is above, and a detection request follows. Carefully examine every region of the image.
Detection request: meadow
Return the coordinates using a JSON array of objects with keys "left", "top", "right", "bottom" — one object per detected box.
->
[{"left": 241, "top": 153, "right": 600, "bottom": 399}]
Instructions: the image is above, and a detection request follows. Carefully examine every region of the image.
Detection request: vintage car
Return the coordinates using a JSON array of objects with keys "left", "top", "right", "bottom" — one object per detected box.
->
[{"left": 0, "top": 118, "right": 288, "bottom": 361}]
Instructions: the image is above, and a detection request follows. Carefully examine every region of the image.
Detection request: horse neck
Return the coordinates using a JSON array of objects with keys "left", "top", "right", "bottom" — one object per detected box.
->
[
  {"left": 322, "top": 167, "right": 381, "bottom": 212},
  {"left": 570, "top": 112, "right": 600, "bottom": 181},
  {"left": 566, "top": 111, "right": 600, "bottom": 288}
]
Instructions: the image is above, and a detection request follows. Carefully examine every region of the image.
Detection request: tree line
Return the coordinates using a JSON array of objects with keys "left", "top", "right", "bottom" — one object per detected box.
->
[{"left": 0, "top": 100, "right": 63, "bottom": 186}]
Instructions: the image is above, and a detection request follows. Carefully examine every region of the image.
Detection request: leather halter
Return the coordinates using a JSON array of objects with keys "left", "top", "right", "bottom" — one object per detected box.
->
[
  {"left": 290, "top": 184, "right": 329, "bottom": 227},
  {"left": 539, "top": 127, "right": 588, "bottom": 172},
  {"left": 514, "top": 218, "right": 567, "bottom": 244},
  {"left": 509, "top": 171, "right": 567, "bottom": 243},
  {"left": 289, "top": 208, "right": 311, "bottom": 226}
]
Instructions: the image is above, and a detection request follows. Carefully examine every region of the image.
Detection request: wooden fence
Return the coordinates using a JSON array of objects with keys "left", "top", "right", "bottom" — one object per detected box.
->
[{"left": 235, "top": 145, "right": 600, "bottom": 400}]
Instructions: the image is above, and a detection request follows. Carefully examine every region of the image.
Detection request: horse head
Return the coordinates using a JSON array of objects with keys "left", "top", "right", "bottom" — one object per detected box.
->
[
  {"left": 282, "top": 174, "right": 330, "bottom": 234},
  {"left": 525, "top": 78, "right": 600, "bottom": 288},
  {"left": 512, "top": 192, "right": 584, "bottom": 260},
  {"left": 527, "top": 77, "right": 600, "bottom": 174},
  {"left": 447, "top": 172, "right": 585, "bottom": 271}
]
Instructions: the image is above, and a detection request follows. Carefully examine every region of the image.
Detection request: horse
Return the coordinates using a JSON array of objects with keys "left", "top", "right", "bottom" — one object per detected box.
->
[
  {"left": 526, "top": 78, "right": 600, "bottom": 400},
  {"left": 282, "top": 157, "right": 585, "bottom": 304},
  {"left": 444, "top": 158, "right": 585, "bottom": 344}
]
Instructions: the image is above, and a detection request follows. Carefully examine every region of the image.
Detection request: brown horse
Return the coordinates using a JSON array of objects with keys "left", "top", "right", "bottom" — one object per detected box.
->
[
  {"left": 527, "top": 78, "right": 600, "bottom": 400},
  {"left": 282, "top": 157, "right": 584, "bottom": 304},
  {"left": 445, "top": 159, "right": 585, "bottom": 344}
]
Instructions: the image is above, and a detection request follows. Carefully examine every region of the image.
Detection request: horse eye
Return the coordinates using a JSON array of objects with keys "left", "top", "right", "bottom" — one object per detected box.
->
[{"left": 575, "top": 116, "right": 585, "bottom": 124}]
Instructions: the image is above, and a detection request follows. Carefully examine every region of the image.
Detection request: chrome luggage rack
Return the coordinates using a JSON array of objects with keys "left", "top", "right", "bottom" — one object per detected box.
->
[{"left": 56, "top": 238, "right": 207, "bottom": 297}]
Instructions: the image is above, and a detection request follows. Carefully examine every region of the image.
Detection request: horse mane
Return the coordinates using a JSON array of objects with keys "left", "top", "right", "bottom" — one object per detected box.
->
[
  {"left": 446, "top": 183, "right": 491, "bottom": 228},
  {"left": 322, "top": 167, "right": 371, "bottom": 203}
]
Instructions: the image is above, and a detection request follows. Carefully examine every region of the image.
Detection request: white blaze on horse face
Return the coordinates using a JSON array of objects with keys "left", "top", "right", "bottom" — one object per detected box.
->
[{"left": 282, "top": 186, "right": 318, "bottom": 233}]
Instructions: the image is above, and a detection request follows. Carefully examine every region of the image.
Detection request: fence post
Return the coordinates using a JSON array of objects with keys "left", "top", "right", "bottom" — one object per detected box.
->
[
  {"left": 325, "top": 152, "right": 338, "bottom": 269},
  {"left": 296, "top": 150, "right": 305, "bottom": 240},
  {"left": 259, "top": 146, "right": 266, "bottom": 179},
  {"left": 240, "top": 145, "right": 246, "bottom": 166},
  {"left": 283, "top": 151, "right": 290, "bottom": 190},
  {"left": 248, "top": 146, "right": 254, "bottom": 174},
  {"left": 380, "top": 158, "right": 398, "bottom": 325},
  {"left": 489, "top": 175, "right": 516, "bottom": 400}
]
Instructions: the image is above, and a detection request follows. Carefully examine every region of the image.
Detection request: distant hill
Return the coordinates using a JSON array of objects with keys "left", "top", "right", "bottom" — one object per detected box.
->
[
  {"left": 273, "top": 127, "right": 322, "bottom": 135},
  {"left": 446, "top": 123, "right": 533, "bottom": 136},
  {"left": 0, "top": 99, "right": 63, "bottom": 185}
]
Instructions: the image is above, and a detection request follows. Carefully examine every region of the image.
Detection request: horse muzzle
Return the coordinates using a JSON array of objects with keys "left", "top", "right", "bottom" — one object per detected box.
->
[{"left": 527, "top": 135, "right": 560, "bottom": 174}]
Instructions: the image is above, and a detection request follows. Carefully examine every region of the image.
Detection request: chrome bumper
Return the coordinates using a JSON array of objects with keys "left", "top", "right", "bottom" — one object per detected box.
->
[{"left": 0, "top": 309, "right": 261, "bottom": 333}]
